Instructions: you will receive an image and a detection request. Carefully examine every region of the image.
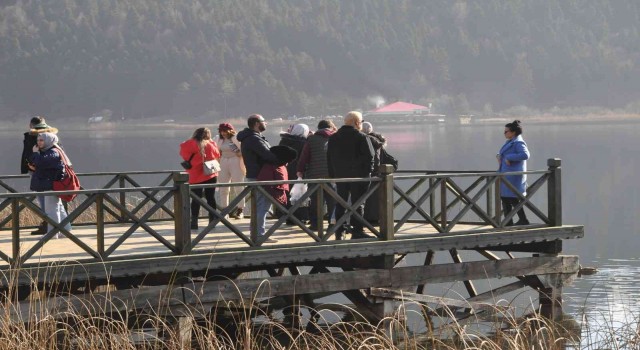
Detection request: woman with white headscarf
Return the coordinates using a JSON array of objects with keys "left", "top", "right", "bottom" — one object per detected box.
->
[
  {"left": 30, "top": 132, "right": 72, "bottom": 236},
  {"left": 278, "top": 123, "right": 310, "bottom": 223}
]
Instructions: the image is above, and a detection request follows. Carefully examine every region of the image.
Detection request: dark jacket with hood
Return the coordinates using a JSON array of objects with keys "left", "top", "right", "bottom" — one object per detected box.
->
[
  {"left": 366, "top": 132, "right": 387, "bottom": 175},
  {"left": 278, "top": 133, "right": 307, "bottom": 180},
  {"left": 236, "top": 128, "right": 279, "bottom": 179},
  {"left": 21, "top": 125, "right": 59, "bottom": 174},
  {"left": 327, "top": 125, "right": 374, "bottom": 178}
]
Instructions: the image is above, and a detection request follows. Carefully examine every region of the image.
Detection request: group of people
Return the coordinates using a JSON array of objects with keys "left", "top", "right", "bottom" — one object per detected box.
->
[
  {"left": 180, "top": 111, "right": 399, "bottom": 241},
  {"left": 20, "top": 116, "right": 72, "bottom": 237},
  {"left": 20, "top": 112, "right": 530, "bottom": 241},
  {"left": 179, "top": 113, "right": 531, "bottom": 241}
]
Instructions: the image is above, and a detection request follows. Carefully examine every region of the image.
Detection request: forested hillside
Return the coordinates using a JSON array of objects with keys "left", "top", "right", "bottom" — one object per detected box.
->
[{"left": 1, "top": 0, "right": 639, "bottom": 120}]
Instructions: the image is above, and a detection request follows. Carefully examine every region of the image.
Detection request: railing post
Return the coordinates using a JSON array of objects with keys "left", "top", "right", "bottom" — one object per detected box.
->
[
  {"left": 547, "top": 158, "right": 562, "bottom": 226},
  {"left": 11, "top": 198, "right": 20, "bottom": 266},
  {"left": 173, "top": 172, "right": 191, "bottom": 254},
  {"left": 250, "top": 185, "right": 258, "bottom": 244},
  {"left": 486, "top": 177, "right": 493, "bottom": 221},
  {"left": 440, "top": 178, "right": 447, "bottom": 229},
  {"left": 379, "top": 165, "right": 395, "bottom": 241},
  {"left": 429, "top": 177, "right": 436, "bottom": 218},
  {"left": 96, "top": 193, "right": 105, "bottom": 258},
  {"left": 118, "top": 174, "right": 126, "bottom": 222},
  {"left": 317, "top": 183, "right": 325, "bottom": 239}
]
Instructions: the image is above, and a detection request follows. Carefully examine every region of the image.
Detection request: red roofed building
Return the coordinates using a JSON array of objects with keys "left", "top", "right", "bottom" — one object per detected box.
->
[
  {"left": 364, "top": 101, "right": 445, "bottom": 124},
  {"left": 368, "top": 101, "right": 430, "bottom": 115}
]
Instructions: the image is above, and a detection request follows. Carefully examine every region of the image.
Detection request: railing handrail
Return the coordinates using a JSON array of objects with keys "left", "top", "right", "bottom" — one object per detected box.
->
[
  {"left": 395, "top": 169, "right": 550, "bottom": 180},
  {"left": 0, "top": 159, "right": 563, "bottom": 266},
  {"left": 0, "top": 170, "right": 178, "bottom": 180}
]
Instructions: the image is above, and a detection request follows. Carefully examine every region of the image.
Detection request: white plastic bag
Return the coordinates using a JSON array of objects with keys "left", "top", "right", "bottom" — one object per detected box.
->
[{"left": 289, "top": 177, "right": 308, "bottom": 205}]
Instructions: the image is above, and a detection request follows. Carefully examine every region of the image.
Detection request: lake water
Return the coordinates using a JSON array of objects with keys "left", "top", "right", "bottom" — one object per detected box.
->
[{"left": 1, "top": 121, "right": 638, "bottom": 331}]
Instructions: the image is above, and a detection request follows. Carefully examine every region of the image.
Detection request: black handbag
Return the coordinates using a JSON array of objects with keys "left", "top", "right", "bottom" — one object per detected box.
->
[
  {"left": 380, "top": 147, "right": 399, "bottom": 171},
  {"left": 181, "top": 153, "right": 195, "bottom": 170}
]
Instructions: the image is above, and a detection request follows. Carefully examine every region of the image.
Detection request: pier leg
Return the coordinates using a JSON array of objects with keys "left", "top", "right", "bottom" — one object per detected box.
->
[
  {"left": 539, "top": 273, "right": 563, "bottom": 321},
  {"left": 174, "top": 316, "right": 193, "bottom": 349}
]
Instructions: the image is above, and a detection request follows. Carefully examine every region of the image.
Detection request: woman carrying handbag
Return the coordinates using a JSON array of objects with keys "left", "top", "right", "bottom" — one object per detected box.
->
[{"left": 180, "top": 127, "right": 221, "bottom": 230}]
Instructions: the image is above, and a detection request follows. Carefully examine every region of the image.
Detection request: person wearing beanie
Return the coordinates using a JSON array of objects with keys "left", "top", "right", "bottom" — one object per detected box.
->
[
  {"left": 255, "top": 145, "right": 298, "bottom": 243},
  {"left": 30, "top": 132, "right": 72, "bottom": 238},
  {"left": 215, "top": 123, "right": 246, "bottom": 219}
]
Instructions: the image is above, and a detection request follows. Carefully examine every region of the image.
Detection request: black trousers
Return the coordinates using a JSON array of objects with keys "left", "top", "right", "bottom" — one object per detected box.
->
[
  {"left": 501, "top": 196, "right": 528, "bottom": 225},
  {"left": 191, "top": 177, "right": 217, "bottom": 219},
  {"left": 334, "top": 181, "right": 370, "bottom": 233},
  {"left": 309, "top": 185, "right": 336, "bottom": 226}
]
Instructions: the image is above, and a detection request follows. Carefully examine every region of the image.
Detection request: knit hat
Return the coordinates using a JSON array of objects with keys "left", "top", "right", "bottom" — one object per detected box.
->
[{"left": 270, "top": 145, "right": 298, "bottom": 165}]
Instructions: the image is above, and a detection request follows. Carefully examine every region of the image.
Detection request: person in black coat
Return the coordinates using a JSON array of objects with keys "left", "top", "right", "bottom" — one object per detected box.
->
[
  {"left": 361, "top": 121, "right": 387, "bottom": 224},
  {"left": 327, "top": 111, "right": 374, "bottom": 240}
]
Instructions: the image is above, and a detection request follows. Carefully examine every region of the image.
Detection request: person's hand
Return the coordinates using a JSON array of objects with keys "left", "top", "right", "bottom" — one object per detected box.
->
[
  {"left": 505, "top": 160, "right": 511, "bottom": 166},
  {"left": 296, "top": 171, "right": 303, "bottom": 179},
  {"left": 27, "top": 163, "right": 36, "bottom": 172},
  {"left": 32, "top": 145, "right": 39, "bottom": 152}
]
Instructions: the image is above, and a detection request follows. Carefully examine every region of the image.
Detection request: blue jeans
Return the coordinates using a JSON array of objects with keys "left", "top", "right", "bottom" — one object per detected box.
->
[{"left": 247, "top": 178, "right": 271, "bottom": 236}]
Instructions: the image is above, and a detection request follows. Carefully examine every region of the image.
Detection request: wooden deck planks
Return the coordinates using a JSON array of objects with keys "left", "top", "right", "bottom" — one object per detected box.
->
[
  {"left": 0, "top": 217, "right": 490, "bottom": 264},
  {"left": 2, "top": 224, "right": 584, "bottom": 287}
]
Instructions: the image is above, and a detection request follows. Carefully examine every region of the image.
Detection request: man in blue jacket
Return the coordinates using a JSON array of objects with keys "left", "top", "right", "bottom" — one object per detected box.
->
[{"left": 237, "top": 114, "right": 279, "bottom": 242}]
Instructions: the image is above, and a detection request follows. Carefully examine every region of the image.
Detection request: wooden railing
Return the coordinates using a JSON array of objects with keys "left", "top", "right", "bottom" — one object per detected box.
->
[{"left": 0, "top": 159, "right": 562, "bottom": 266}]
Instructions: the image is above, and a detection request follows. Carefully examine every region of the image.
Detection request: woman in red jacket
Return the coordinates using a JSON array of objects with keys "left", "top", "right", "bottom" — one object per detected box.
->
[{"left": 180, "top": 127, "right": 221, "bottom": 230}]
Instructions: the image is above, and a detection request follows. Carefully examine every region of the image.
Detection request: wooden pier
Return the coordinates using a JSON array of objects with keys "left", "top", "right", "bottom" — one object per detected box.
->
[{"left": 0, "top": 158, "right": 582, "bottom": 328}]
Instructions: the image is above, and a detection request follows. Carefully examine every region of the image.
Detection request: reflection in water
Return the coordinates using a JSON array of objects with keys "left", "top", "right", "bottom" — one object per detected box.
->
[{"left": 565, "top": 258, "right": 640, "bottom": 348}]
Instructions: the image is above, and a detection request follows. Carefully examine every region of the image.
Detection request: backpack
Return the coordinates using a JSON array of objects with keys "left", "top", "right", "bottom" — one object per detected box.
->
[
  {"left": 379, "top": 147, "right": 399, "bottom": 171},
  {"left": 51, "top": 147, "right": 81, "bottom": 202}
]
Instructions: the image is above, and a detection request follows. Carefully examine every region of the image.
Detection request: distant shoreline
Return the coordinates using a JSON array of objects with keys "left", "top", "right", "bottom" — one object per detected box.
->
[{"left": 2, "top": 113, "right": 640, "bottom": 132}]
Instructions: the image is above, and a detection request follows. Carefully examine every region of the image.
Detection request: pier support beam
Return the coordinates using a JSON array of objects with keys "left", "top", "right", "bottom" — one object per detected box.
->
[{"left": 538, "top": 273, "right": 564, "bottom": 321}]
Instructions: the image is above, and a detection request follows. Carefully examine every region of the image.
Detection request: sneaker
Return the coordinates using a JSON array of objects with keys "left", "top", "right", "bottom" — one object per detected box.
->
[
  {"left": 262, "top": 238, "right": 278, "bottom": 243},
  {"left": 515, "top": 219, "right": 530, "bottom": 226},
  {"left": 308, "top": 224, "right": 318, "bottom": 230}
]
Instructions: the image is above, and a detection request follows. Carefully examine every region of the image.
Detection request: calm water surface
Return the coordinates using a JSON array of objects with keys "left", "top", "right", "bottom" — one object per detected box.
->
[{"left": 1, "top": 121, "right": 639, "bottom": 330}]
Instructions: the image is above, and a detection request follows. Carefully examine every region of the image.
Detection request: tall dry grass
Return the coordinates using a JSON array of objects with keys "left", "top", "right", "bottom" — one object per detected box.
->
[{"left": 0, "top": 266, "right": 593, "bottom": 350}]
